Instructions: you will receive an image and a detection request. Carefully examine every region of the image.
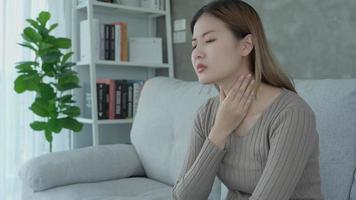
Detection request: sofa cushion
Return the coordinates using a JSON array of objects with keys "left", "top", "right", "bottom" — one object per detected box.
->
[
  {"left": 293, "top": 79, "right": 356, "bottom": 200},
  {"left": 22, "top": 177, "right": 172, "bottom": 200},
  {"left": 19, "top": 144, "right": 145, "bottom": 191}
]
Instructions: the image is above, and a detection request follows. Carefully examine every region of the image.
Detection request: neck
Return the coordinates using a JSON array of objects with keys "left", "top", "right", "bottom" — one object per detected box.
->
[{"left": 216, "top": 62, "right": 257, "bottom": 98}]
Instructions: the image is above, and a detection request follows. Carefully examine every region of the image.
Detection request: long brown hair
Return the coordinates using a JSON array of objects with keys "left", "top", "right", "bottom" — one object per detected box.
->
[{"left": 190, "top": 0, "right": 297, "bottom": 93}]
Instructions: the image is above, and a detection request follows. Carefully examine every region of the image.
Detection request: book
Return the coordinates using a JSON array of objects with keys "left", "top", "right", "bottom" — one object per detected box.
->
[
  {"left": 84, "top": 79, "right": 146, "bottom": 120},
  {"left": 127, "top": 81, "right": 133, "bottom": 118},
  {"left": 97, "top": 0, "right": 113, "bottom": 3},
  {"left": 80, "top": 19, "right": 100, "bottom": 62},
  {"left": 109, "top": 24, "right": 115, "bottom": 60},
  {"left": 97, "top": 79, "right": 116, "bottom": 119},
  {"left": 83, "top": 82, "right": 92, "bottom": 118},
  {"left": 104, "top": 24, "right": 111, "bottom": 60},
  {"left": 128, "top": 80, "right": 144, "bottom": 118},
  {"left": 115, "top": 80, "right": 128, "bottom": 119},
  {"left": 97, "top": 83, "right": 109, "bottom": 119},
  {"left": 112, "top": 23, "right": 121, "bottom": 62},
  {"left": 99, "top": 23, "right": 105, "bottom": 60},
  {"left": 118, "top": 22, "right": 128, "bottom": 61}
]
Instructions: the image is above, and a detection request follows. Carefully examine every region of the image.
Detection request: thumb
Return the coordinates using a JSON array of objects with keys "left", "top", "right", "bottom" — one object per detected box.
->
[{"left": 219, "top": 86, "right": 226, "bottom": 102}]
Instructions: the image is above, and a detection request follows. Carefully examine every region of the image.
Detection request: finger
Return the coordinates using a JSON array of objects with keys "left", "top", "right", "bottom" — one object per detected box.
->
[
  {"left": 242, "top": 88, "right": 255, "bottom": 113},
  {"left": 219, "top": 86, "right": 226, "bottom": 102},
  {"left": 241, "top": 79, "right": 256, "bottom": 106},
  {"left": 227, "top": 75, "right": 245, "bottom": 100},
  {"left": 233, "top": 74, "right": 252, "bottom": 102}
]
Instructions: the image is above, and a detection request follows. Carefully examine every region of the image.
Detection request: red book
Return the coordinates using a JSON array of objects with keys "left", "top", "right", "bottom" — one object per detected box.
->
[{"left": 96, "top": 79, "right": 116, "bottom": 119}]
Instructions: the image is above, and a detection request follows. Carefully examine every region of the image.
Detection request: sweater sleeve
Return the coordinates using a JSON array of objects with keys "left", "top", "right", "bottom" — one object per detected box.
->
[
  {"left": 172, "top": 101, "right": 227, "bottom": 200},
  {"left": 249, "top": 105, "right": 318, "bottom": 200}
]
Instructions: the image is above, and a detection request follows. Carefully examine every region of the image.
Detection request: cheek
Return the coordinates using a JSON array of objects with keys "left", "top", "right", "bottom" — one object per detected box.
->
[{"left": 209, "top": 43, "right": 240, "bottom": 70}]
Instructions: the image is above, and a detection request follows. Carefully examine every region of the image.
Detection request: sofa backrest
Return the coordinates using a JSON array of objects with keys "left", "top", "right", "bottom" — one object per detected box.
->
[
  {"left": 130, "top": 77, "right": 219, "bottom": 187},
  {"left": 293, "top": 79, "right": 356, "bottom": 200}
]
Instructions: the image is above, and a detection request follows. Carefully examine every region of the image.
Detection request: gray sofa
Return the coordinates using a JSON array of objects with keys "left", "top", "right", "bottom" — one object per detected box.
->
[{"left": 19, "top": 77, "right": 356, "bottom": 200}]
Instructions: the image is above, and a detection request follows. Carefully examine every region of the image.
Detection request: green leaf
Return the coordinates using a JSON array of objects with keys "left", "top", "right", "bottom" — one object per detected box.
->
[
  {"left": 47, "top": 118, "right": 62, "bottom": 133},
  {"left": 18, "top": 42, "right": 37, "bottom": 52},
  {"left": 16, "top": 61, "right": 39, "bottom": 66},
  {"left": 14, "top": 75, "right": 27, "bottom": 93},
  {"left": 21, "top": 33, "right": 32, "bottom": 43},
  {"left": 62, "top": 106, "right": 80, "bottom": 117},
  {"left": 54, "top": 38, "right": 71, "bottom": 49},
  {"left": 44, "top": 129, "right": 53, "bottom": 143},
  {"left": 37, "top": 11, "right": 51, "bottom": 27},
  {"left": 43, "top": 35, "right": 57, "bottom": 44},
  {"left": 57, "top": 75, "right": 80, "bottom": 91},
  {"left": 30, "top": 121, "right": 47, "bottom": 131},
  {"left": 38, "top": 47, "right": 58, "bottom": 57},
  {"left": 57, "top": 69, "right": 78, "bottom": 78},
  {"left": 15, "top": 63, "right": 35, "bottom": 73},
  {"left": 42, "top": 63, "right": 55, "bottom": 77},
  {"left": 58, "top": 117, "right": 83, "bottom": 132},
  {"left": 23, "top": 27, "right": 42, "bottom": 43},
  {"left": 39, "top": 42, "right": 54, "bottom": 51},
  {"left": 61, "top": 52, "right": 74, "bottom": 64},
  {"left": 58, "top": 83, "right": 80, "bottom": 91},
  {"left": 38, "top": 83, "right": 55, "bottom": 100},
  {"left": 39, "top": 28, "right": 50, "bottom": 38},
  {"left": 48, "top": 23, "right": 58, "bottom": 32},
  {"left": 57, "top": 94, "right": 74, "bottom": 104},
  {"left": 26, "top": 19, "right": 41, "bottom": 30},
  {"left": 14, "top": 74, "right": 40, "bottom": 93},
  {"left": 42, "top": 51, "right": 62, "bottom": 63},
  {"left": 30, "top": 98, "right": 50, "bottom": 117},
  {"left": 48, "top": 100, "right": 58, "bottom": 118},
  {"left": 59, "top": 62, "right": 76, "bottom": 71}
]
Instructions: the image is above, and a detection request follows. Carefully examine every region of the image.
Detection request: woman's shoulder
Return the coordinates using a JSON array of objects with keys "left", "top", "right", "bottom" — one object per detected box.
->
[
  {"left": 281, "top": 88, "right": 314, "bottom": 111},
  {"left": 274, "top": 88, "right": 316, "bottom": 120},
  {"left": 193, "top": 96, "right": 220, "bottom": 137},
  {"left": 197, "top": 95, "right": 220, "bottom": 114}
]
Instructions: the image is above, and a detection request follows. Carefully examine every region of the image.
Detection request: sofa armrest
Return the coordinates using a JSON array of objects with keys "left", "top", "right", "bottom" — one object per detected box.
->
[{"left": 18, "top": 143, "right": 145, "bottom": 192}]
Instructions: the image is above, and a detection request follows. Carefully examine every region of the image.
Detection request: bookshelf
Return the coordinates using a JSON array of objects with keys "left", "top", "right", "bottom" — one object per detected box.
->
[{"left": 71, "top": 0, "right": 174, "bottom": 147}]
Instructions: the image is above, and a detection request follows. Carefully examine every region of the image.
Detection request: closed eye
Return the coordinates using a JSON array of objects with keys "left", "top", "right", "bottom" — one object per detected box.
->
[{"left": 191, "top": 39, "right": 216, "bottom": 50}]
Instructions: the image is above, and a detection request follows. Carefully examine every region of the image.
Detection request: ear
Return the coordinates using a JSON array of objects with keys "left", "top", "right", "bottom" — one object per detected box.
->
[{"left": 239, "top": 34, "right": 253, "bottom": 57}]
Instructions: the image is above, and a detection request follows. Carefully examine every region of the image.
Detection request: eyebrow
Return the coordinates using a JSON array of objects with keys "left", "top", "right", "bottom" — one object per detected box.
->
[{"left": 191, "top": 30, "right": 216, "bottom": 42}]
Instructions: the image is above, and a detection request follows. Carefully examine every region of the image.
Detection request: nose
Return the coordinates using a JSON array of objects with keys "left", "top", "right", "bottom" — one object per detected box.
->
[{"left": 192, "top": 45, "right": 205, "bottom": 61}]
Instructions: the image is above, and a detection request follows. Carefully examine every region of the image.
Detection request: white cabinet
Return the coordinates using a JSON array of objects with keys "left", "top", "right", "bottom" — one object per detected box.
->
[{"left": 71, "top": 0, "right": 174, "bottom": 147}]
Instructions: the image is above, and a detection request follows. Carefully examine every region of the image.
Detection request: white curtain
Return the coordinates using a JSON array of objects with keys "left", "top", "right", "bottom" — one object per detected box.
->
[{"left": 0, "top": 0, "right": 73, "bottom": 199}]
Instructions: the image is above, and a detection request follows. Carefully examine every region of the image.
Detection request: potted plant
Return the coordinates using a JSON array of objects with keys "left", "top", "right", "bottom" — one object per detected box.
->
[{"left": 14, "top": 11, "right": 83, "bottom": 152}]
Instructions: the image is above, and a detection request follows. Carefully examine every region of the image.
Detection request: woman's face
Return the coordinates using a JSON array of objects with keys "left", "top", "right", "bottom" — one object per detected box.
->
[{"left": 191, "top": 13, "right": 245, "bottom": 85}]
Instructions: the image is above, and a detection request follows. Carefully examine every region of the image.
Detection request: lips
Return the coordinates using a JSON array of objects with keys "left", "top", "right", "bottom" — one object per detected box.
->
[{"left": 196, "top": 64, "right": 207, "bottom": 73}]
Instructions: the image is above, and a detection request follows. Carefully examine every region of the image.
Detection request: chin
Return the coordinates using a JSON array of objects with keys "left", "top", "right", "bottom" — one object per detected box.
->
[{"left": 197, "top": 75, "right": 219, "bottom": 85}]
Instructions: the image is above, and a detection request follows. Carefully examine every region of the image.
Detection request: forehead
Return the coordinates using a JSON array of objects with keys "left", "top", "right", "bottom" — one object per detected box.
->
[{"left": 192, "top": 14, "right": 227, "bottom": 38}]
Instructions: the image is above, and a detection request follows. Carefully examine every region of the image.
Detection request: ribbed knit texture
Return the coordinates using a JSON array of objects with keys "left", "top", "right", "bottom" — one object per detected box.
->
[{"left": 172, "top": 88, "right": 324, "bottom": 200}]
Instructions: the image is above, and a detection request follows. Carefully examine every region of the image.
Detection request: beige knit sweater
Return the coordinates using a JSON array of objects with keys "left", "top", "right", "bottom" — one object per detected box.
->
[{"left": 172, "top": 88, "right": 324, "bottom": 200}]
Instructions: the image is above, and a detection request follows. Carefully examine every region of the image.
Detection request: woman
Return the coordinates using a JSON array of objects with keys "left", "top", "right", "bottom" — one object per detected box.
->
[{"left": 172, "top": 0, "right": 324, "bottom": 200}]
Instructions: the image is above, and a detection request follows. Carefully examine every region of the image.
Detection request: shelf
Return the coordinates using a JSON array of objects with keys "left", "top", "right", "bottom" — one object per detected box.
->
[
  {"left": 77, "top": 1, "right": 166, "bottom": 17},
  {"left": 77, "top": 117, "right": 134, "bottom": 124},
  {"left": 76, "top": 60, "right": 170, "bottom": 69},
  {"left": 72, "top": 0, "right": 173, "bottom": 146}
]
